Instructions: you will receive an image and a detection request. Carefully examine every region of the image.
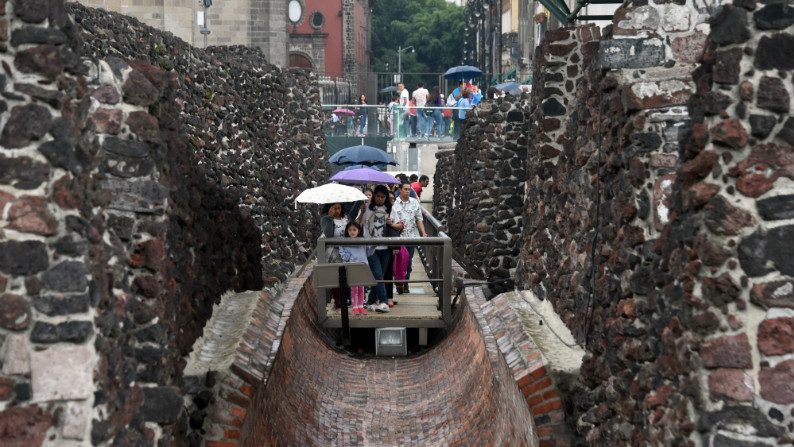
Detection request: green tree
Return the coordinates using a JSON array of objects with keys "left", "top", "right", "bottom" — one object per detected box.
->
[{"left": 371, "top": 0, "right": 465, "bottom": 88}]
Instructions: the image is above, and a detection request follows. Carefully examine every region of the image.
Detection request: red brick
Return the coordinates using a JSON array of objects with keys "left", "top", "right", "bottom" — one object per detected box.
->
[
  {"left": 532, "top": 398, "right": 562, "bottom": 415},
  {"left": 230, "top": 405, "right": 246, "bottom": 422},
  {"left": 526, "top": 393, "right": 544, "bottom": 407},
  {"left": 758, "top": 317, "right": 794, "bottom": 356},
  {"left": 221, "top": 389, "right": 250, "bottom": 408},
  {"left": 542, "top": 389, "right": 560, "bottom": 401},
  {"left": 708, "top": 369, "right": 754, "bottom": 402},
  {"left": 521, "top": 376, "right": 553, "bottom": 397},
  {"left": 224, "top": 430, "right": 241, "bottom": 439},
  {"left": 239, "top": 384, "right": 254, "bottom": 397},
  {"left": 700, "top": 333, "right": 752, "bottom": 369},
  {"left": 528, "top": 364, "right": 547, "bottom": 380},
  {"left": 760, "top": 360, "right": 794, "bottom": 404},
  {"left": 516, "top": 371, "right": 532, "bottom": 388}
]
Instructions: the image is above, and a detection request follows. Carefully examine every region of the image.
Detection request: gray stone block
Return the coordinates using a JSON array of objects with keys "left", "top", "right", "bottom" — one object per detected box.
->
[
  {"left": 31, "top": 346, "right": 94, "bottom": 402},
  {"left": 598, "top": 38, "right": 665, "bottom": 69}
]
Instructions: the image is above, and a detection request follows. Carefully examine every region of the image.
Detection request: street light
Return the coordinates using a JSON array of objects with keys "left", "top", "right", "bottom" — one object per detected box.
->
[
  {"left": 200, "top": 0, "right": 212, "bottom": 48},
  {"left": 397, "top": 45, "right": 414, "bottom": 84}
]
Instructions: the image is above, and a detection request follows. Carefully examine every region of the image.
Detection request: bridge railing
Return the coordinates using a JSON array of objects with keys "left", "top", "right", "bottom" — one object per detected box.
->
[
  {"left": 315, "top": 214, "right": 453, "bottom": 328},
  {"left": 321, "top": 104, "right": 470, "bottom": 142}
]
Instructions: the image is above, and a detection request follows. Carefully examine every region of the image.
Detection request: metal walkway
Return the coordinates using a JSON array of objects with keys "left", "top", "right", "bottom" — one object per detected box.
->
[{"left": 324, "top": 254, "right": 444, "bottom": 328}]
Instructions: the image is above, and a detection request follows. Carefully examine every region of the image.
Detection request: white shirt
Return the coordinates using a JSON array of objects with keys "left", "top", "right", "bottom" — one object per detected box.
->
[
  {"left": 412, "top": 87, "right": 429, "bottom": 107},
  {"left": 391, "top": 196, "right": 423, "bottom": 238},
  {"left": 399, "top": 89, "right": 409, "bottom": 107}
]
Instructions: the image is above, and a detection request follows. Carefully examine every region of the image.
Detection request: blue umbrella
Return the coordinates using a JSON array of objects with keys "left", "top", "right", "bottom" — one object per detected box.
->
[
  {"left": 328, "top": 145, "right": 397, "bottom": 166},
  {"left": 494, "top": 81, "right": 522, "bottom": 95},
  {"left": 443, "top": 65, "right": 483, "bottom": 80},
  {"left": 343, "top": 164, "right": 381, "bottom": 171}
]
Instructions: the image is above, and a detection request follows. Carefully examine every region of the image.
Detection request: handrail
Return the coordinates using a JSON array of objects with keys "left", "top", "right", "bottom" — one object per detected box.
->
[
  {"left": 322, "top": 104, "right": 472, "bottom": 111},
  {"left": 315, "top": 216, "right": 453, "bottom": 328}
]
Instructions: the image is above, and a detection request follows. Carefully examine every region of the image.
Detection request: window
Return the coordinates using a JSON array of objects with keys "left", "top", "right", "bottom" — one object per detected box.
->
[
  {"left": 288, "top": 0, "right": 303, "bottom": 24},
  {"left": 311, "top": 11, "right": 324, "bottom": 30}
]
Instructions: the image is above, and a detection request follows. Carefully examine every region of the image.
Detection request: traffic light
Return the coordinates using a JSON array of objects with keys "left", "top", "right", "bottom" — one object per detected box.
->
[{"left": 202, "top": 0, "right": 212, "bottom": 7}]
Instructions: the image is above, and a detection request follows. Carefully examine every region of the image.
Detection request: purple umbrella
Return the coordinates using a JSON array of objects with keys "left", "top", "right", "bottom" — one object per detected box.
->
[{"left": 330, "top": 167, "right": 400, "bottom": 185}]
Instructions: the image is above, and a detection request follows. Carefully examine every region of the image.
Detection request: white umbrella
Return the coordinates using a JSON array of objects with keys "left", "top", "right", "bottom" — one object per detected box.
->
[{"left": 295, "top": 183, "right": 367, "bottom": 204}]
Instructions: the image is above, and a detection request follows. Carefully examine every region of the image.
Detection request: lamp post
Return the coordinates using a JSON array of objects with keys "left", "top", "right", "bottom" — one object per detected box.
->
[
  {"left": 200, "top": 0, "right": 212, "bottom": 48},
  {"left": 397, "top": 45, "right": 414, "bottom": 84}
]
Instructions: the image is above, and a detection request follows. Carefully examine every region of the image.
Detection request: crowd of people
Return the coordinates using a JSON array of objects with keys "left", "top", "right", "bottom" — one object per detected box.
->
[
  {"left": 324, "top": 81, "right": 512, "bottom": 138},
  {"left": 387, "top": 81, "right": 491, "bottom": 139},
  {"left": 321, "top": 173, "right": 430, "bottom": 314}
]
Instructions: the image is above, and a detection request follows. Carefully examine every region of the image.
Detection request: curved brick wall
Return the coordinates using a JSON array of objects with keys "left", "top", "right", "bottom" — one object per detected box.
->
[{"left": 240, "top": 268, "right": 538, "bottom": 446}]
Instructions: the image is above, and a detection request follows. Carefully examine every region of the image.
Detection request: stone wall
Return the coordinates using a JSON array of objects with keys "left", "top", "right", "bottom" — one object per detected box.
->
[
  {"left": 432, "top": 148, "right": 454, "bottom": 221},
  {"left": 434, "top": 95, "right": 530, "bottom": 289},
  {"left": 655, "top": 2, "right": 794, "bottom": 445},
  {"left": 435, "top": 0, "right": 794, "bottom": 443},
  {"left": 507, "top": 0, "right": 793, "bottom": 444},
  {"left": 0, "top": 1, "right": 327, "bottom": 445}
]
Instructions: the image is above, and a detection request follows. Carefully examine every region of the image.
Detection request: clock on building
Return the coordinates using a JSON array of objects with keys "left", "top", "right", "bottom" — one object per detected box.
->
[{"left": 288, "top": 0, "right": 303, "bottom": 24}]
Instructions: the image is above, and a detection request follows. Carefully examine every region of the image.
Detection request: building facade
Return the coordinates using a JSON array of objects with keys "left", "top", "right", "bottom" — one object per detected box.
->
[
  {"left": 73, "top": 0, "right": 289, "bottom": 66},
  {"left": 287, "top": 0, "right": 371, "bottom": 100}
]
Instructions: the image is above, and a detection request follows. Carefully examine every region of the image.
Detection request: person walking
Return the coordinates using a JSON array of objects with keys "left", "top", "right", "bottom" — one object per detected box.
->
[
  {"left": 356, "top": 94, "right": 367, "bottom": 136},
  {"left": 397, "top": 83, "right": 410, "bottom": 138},
  {"left": 412, "top": 82, "right": 430, "bottom": 137},
  {"left": 362, "top": 185, "right": 403, "bottom": 312},
  {"left": 391, "top": 182, "right": 427, "bottom": 293},
  {"left": 339, "top": 222, "right": 371, "bottom": 315},
  {"left": 428, "top": 87, "right": 443, "bottom": 137},
  {"left": 320, "top": 202, "right": 362, "bottom": 308},
  {"left": 454, "top": 89, "right": 470, "bottom": 139}
]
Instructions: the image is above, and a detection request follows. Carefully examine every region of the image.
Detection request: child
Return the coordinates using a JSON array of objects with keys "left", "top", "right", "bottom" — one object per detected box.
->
[{"left": 338, "top": 222, "right": 370, "bottom": 315}]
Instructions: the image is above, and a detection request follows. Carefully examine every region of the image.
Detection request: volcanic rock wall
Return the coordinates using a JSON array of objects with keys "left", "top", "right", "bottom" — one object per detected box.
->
[
  {"left": 433, "top": 95, "right": 530, "bottom": 288},
  {"left": 436, "top": 0, "right": 794, "bottom": 444},
  {"left": 656, "top": 2, "right": 794, "bottom": 445},
  {"left": 0, "top": 1, "right": 327, "bottom": 445}
]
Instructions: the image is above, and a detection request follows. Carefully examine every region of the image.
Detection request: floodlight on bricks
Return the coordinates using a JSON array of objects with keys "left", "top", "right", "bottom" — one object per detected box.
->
[{"left": 375, "top": 327, "right": 407, "bottom": 357}]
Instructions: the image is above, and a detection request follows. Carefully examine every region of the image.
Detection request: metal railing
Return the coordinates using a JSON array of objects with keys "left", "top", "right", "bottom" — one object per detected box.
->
[
  {"left": 321, "top": 104, "right": 471, "bottom": 142},
  {"left": 315, "top": 209, "right": 453, "bottom": 328}
]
